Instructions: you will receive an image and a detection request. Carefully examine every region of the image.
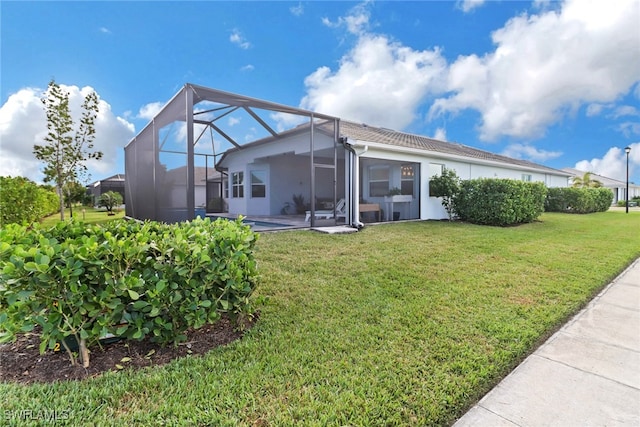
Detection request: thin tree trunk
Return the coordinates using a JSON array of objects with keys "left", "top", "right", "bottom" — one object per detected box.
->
[
  {"left": 80, "top": 338, "right": 90, "bottom": 368},
  {"left": 58, "top": 186, "right": 65, "bottom": 220}
]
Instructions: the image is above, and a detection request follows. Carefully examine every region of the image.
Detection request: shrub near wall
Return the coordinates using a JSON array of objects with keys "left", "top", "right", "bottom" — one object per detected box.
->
[
  {"left": 545, "top": 187, "right": 613, "bottom": 213},
  {"left": 0, "top": 217, "right": 258, "bottom": 367},
  {"left": 453, "top": 179, "right": 547, "bottom": 226}
]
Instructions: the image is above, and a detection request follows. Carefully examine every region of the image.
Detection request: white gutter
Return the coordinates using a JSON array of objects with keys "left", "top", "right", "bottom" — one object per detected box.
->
[{"left": 345, "top": 138, "right": 367, "bottom": 229}]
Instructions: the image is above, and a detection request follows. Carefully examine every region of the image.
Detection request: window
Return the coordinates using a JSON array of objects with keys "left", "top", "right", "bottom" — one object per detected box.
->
[
  {"left": 429, "top": 163, "right": 444, "bottom": 178},
  {"left": 522, "top": 174, "right": 532, "bottom": 182},
  {"left": 401, "top": 164, "right": 415, "bottom": 196},
  {"left": 223, "top": 178, "right": 228, "bottom": 199},
  {"left": 251, "top": 171, "right": 266, "bottom": 198},
  {"left": 232, "top": 172, "right": 244, "bottom": 198},
  {"left": 369, "top": 165, "right": 389, "bottom": 197}
]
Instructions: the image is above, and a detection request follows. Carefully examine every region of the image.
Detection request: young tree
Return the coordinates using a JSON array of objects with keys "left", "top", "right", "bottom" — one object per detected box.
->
[
  {"left": 63, "top": 180, "right": 89, "bottom": 218},
  {"left": 99, "top": 191, "right": 124, "bottom": 215},
  {"left": 33, "top": 80, "right": 103, "bottom": 220}
]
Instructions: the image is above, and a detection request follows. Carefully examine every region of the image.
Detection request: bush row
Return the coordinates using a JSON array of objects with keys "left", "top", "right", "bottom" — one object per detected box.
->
[
  {"left": 453, "top": 179, "right": 547, "bottom": 226},
  {"left": 0, "top": 176, "right": 59, "bottom": 226},
  {"left": 0, "top": 217, "right": 259, "bottom": 367},
  {"left": 545, "top": 187, "right": 613, "bottom": 213}
]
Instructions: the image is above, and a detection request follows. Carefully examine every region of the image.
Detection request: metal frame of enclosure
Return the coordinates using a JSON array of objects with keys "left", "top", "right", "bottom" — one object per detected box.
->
[{"left": 125, "top": 84, "right": 342, "bottom": 226}]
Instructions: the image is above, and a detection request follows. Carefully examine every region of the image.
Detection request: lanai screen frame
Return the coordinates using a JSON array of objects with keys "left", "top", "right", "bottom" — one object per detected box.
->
[{"left": 125, "top": 83, "right": 342, "bottom": 226}]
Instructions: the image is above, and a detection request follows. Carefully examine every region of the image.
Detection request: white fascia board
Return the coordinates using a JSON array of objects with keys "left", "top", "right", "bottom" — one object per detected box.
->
[{"left": 353, "top": 139, "right": 570, "bottom": 177}]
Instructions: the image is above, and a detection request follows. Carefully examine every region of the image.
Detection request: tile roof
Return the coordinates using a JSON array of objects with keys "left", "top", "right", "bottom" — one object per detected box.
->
[{"left": 338, "top": 120, "right": 569, "bottom": 175}]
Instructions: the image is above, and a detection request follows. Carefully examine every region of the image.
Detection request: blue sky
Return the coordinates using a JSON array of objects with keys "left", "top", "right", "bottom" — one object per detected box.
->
[{"left": 2, "top": 0, "right": 639, "bottom": 185}]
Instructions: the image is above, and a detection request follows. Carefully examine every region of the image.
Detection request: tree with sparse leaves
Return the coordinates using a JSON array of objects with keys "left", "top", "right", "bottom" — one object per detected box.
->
[{"left": 33, "top": 80, "right": 102, "bottom": 220}]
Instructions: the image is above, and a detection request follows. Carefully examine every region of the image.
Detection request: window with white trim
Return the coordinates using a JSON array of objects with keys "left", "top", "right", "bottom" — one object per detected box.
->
[
  {"left": 522, "top": 174, "right": 532, "bottom": 182},
  {"left": 369, "top": 165, "right": 389, "bottom": 197},
  {"left": 232, "top": 172, "right": 244, "bottom": 198},
  {"left": 250, "top": 171, "right": 266, "bottom": 198},
  {"left": 401, "top": 164, "right": 415, "bottom": 196}
]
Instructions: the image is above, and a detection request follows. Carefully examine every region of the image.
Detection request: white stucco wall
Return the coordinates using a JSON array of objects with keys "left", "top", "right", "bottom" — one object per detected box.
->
[{"left": 360, "top": 144, "right": 570, "bottom": 220}]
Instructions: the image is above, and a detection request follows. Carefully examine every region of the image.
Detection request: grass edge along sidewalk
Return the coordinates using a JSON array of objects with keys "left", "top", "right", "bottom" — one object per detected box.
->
[{"left": 2, "top": 211, "right": 639, "bottom": 426}]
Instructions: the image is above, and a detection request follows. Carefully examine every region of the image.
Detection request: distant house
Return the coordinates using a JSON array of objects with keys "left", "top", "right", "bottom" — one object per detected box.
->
[
  {"left": 87, "top": 174, "right": 126, "bottom": 204},
  {"left": 562, "top": 168, "right": 640, "bottom": 203},
  {"left": 124, "top": 84, "right": 571, "bottom": 225}
]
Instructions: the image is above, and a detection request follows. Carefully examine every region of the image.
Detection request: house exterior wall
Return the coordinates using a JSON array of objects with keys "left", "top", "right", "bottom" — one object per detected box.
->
[
  {"left": 360, "top": 145, "right": 569, "bottom": 220},
  {"left": 220, "top": 131, "right": 339, "bottom": 216}
]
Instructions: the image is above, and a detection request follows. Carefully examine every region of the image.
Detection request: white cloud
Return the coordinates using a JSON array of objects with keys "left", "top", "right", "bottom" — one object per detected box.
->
[
  {"left": 586, "top": 103, "right": 607, "bottom": 117},
  {"left": 138, "top": 102, "right": 165, "bottom": 120},
  {"left": 240, "top": 64, "right": 255, "bottom": 72},
  {"left": 430, "top": 0, "right": 640, "bottom": 141},
  {"left": 230, "top": 29, "right": 251, "bottom": 49},
  {"left": 501, "top": 143, "right": 563, "bottom": 162},
  {"left": 617, "top": 122, "right": 640, "bottom": 137},
  {"left": 612, "top": 105, "right": 640, "bottom": 119},
  {"left": 300, "top": 33, "right": 447, "bottom": 129},
  {"left": 290, "top": 3, "right": 304, "bottom": 17},
  {"left": 457, "top": 0, "right": 485, "bottom": 13},
  {"left": 433, "top": 127, "right": 447, "bottom": 141},
  {"left": 228, "top": 117, "right": 241, "bottom": 127},
  {"left": 0, "top": 85, "right": 135, "bottom": 183},
  {"left": 99, "top": 27, "right": 112, "bottom": 34},
  {"left": 322, "top": 1, "right": 371, "bottom": 35},
  {"left": 575, "top": 143, "right": 640, "bottom": 182}
]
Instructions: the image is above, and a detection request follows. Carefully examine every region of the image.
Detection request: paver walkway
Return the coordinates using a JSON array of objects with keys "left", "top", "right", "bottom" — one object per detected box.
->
[{"left": 454, "top": 258, "right": 640, "bottom": 426}]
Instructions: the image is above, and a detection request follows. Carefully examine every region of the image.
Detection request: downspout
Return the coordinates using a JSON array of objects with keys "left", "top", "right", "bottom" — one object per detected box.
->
[{"left": 341, "top": 137, "right": 367, "bottom": 229}]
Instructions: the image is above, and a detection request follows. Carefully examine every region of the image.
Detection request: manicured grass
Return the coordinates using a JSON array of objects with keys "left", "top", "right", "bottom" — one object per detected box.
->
[
  {"left": 39, "top": 206, "right": 125, "bottom": 227},
  {"left": 2, "top": 212, "right": 639, "bottom": 426}
]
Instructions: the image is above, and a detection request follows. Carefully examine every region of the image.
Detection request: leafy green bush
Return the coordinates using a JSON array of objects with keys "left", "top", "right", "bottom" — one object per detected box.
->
[
  {"left": 429, "top": 168, "right": 461, "bottom": 220},
  {"left": 545, "top": 187, "right": 613, "bottom": 213},
  {"left": 0, "top": 176, "right": 58, "bottom": 226},
  {"left": 453, "top": 179, "right": 547, "bottom": 226},
  {"left": 0, "top": 217, "right": 258, "bottom": 367}
]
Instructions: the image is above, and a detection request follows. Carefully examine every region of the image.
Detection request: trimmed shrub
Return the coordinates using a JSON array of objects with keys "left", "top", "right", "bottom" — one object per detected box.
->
[
  {"left": 0, "top": 217, "right": 258, "bottom": 367},
  {"left": 0, "top": 176, "right": 58, "bottom": 226},
  {"left": 545, "top": 187, "right": 613, "bottom": 213},
  {"left": 453, "top": 179, "right": 547, "bottom": 226}
]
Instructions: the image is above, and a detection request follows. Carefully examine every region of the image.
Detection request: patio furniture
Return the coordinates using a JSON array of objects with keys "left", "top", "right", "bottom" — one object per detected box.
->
[
  {"left": 305, "top": 198, "right": 346, "bottom": 222},
  {"left": 359, "top": 203, "right": 381, "bottom": 222}
]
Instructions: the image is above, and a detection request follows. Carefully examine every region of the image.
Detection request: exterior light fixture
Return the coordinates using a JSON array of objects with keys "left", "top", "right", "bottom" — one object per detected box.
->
[{"left": 625, "top": 146, "right": 631, "bottom": 213}]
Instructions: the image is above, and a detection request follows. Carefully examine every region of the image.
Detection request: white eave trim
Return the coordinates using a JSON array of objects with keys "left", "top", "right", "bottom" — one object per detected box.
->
[{"left": 350, "top": 139, "right": 571, "bottom": 177}]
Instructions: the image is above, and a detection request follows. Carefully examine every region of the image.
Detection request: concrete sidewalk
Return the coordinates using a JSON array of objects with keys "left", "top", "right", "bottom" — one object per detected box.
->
[{"left": 454, "top": 258, "right": 640, "bottom": 427}]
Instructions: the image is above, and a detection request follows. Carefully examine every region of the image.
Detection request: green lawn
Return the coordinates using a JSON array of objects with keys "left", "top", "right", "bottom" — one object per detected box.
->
[
  {"left": 2, "top": 212, "right": 639, "bottom": 426},
  {"left": 39, "top": 206, "right": 125, "bottom": 227}
]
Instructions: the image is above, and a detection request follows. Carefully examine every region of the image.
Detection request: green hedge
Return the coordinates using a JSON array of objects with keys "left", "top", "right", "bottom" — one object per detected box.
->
[
  {"left": 0, "top": 176, "right": 58, "bottom": 226},
  {"left": 545, "top": 187, "right": 613, "bottom": 213},
  {"left": 453, "top": 179, "right": 547, "bottom": 226},
  {"left": 0, "top": 217, "right": 258, "bottom": 367}
]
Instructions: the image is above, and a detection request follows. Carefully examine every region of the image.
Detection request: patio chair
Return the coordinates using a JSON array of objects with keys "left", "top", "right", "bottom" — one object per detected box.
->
[{"left": 305, "top": 198, "right": 346, "bottom": 222}]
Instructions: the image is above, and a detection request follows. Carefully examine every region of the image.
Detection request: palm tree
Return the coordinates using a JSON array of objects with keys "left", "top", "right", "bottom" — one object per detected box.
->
[{"left": 571, "top": 172, "right": 603, "bottom": 188}]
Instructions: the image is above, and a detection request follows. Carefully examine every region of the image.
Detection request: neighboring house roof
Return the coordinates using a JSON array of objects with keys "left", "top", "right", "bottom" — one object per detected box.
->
[
  {"left": 164, "top": 166, "right": 222, "bottom": 184},
  {"left": 338, "top": 121, "right": 570, "bottom": 175},
  {"left": 562, "top": 168, "right": 638, "bottom": 187},
  {"left": 88, "top": 174, "right": 126, "bottom": 188}
]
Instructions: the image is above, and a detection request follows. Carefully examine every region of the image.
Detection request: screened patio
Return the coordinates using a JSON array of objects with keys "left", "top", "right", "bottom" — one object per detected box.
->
[{"left": 124, "top": 84, "right": 346, "bottom": 227}]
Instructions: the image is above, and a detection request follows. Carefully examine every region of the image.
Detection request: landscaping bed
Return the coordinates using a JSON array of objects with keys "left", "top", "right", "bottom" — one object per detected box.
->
[{"left": 0, "top": 315, "right": 254, "bottom": 384}]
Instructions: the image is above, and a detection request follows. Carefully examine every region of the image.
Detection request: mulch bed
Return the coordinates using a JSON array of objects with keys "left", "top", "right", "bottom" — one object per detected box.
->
[{"left": 0, "top": 315, "right": 256, "bottom": 384}]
